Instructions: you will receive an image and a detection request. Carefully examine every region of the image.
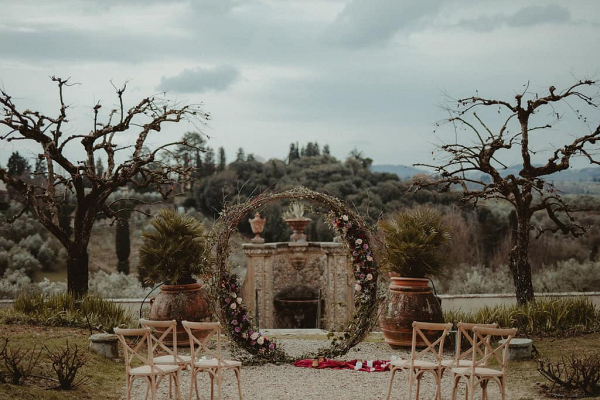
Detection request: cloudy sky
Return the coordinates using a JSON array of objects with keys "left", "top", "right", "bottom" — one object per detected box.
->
[{"left": 1, "top": 0, "right": 599, "bottom": 168}]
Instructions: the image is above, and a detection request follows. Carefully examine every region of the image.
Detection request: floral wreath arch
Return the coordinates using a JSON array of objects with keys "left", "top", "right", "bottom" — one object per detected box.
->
[{"left": 212, "top": 187, "right": 383, "bottom": 362}]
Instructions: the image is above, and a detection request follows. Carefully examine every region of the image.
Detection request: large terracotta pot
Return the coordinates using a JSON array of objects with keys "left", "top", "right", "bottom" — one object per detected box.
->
[
  {"left": 379, "top": 277, "right": 444, "bottom": 349},
  {"left": 149, "top": 282, "right": 211, "bottom": 347}
]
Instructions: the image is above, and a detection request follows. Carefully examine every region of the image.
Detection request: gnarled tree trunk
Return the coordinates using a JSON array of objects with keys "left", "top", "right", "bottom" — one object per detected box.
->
[
  {"left": 509, "top": 216, "right": 535, "bottom": 305},
  {"left": 67, "top": 245, "right": 89, "bottom": 297}
]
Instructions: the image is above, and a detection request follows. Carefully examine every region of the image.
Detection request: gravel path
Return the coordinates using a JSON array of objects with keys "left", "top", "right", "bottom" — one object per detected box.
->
[{"left": 125, "top": 339, "right": 533, "bottom": 400}]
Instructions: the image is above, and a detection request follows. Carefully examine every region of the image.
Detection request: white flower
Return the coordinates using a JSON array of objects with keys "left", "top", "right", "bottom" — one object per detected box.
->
[
  {"left": 242, "top": 333, "right": 248, "bottom": 339},
  {"left": 366, "top": 255, "right": 373, "bottom": 262},
  {"left": 250, "top": 332, "right": 259, "bottom": 340},
  {"left": 230, "top": 302, "right": 237, "bottom": 309},
  {"left": 257, "top": 336, "right": 265, "bottom": 345},
  {"left": 237, "top": 297, "right": 243, "bottom": 304},
  {"left": 355, "top": 283, "right": 362, "bottom": 292},
  {"left": 355, "top": 238, "right": 363, "bottom": 245},
  {"left": 342, "top": 215, "right": 349, "bottom": 221},
  {"left": 366, "top": 273, "right": 373, "bottom": 281},
  {"left": 231, "top": 292, "right": 237, "bottom": 298}
]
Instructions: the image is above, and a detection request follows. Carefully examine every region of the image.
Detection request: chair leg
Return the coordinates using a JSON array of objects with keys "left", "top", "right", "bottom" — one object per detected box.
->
[
  {"left": 415, "top": 373, "right": 422, "bottom": 400},
  {"left": 144, "top": 377, "right": 151, "bottom": 400},
  {"left": 481, "top": 380, "right": 488, "bottom": 400},
  {"left": 188, "top": 369, "right": 195, "bottom": 400},
  {"left": 217, "top": 371, "right": 223, "bottom": 400},
  {"left": 435, "top": 370, "right": 443, "bottom": 400},
  {"left": 407, "top": 370, "right": 414, "bottom": 400},
  {"left": 195, "top": 371, "right": 202, "bottom": 400},
  {"left": 151, "top": 375, "right": 157, "bottom": 400},
  {"left": 173, "top": 372, "right": 181, "bottom": 400},
  {"left": 235, "top": 367, "right": 243, "bottom": 400},
  {"left": 385, "top": 367, "right": 397, "bottom": 400},
  {"left": 451, "top": 374, "right": 459, "bottom": 400}
]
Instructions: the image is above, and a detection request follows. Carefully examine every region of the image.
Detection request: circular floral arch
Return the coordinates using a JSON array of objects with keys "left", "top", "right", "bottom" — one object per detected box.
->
[{"left": 212, "top": 187, "right": 383, "bottom": 362}]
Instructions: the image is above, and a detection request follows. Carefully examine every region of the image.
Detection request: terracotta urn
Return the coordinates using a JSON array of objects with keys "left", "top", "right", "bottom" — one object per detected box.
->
[
  {"left": 284, "top": 218, "right": 311, "bottom": 242},
  {"left": 149, "top": 282, "right": 211, "bottom": 346},
  {"left": 379, "top": 277, "right": 444, "bottom": 348}
]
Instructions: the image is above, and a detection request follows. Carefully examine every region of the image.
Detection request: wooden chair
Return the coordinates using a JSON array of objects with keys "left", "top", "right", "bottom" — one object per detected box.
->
[
  {"left": 386, "top": 321, "right": 453, "bottom": 400},
  {"left": 182, "top": 321, "right": 243, "bottom": 400},
  {"left": 140, "top": 319, "right": 191, "bottom": 398},
  {"left": 451, "top": 326, "right": 518, "bottom": 400},
  {"left": 442, "top": 322, "right": 498, "bottom": 369},
  {"left": 114, "top": 327, "right": 182, "bottom": 400}
]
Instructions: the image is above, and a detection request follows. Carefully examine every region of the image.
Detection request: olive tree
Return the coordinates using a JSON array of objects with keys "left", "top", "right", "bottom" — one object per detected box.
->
[
  {"left": 417, "top": 80, "right": 600, "bottom": 304},
  {"left": 0, "top": 77, "right": 209, "bottom": 296}
]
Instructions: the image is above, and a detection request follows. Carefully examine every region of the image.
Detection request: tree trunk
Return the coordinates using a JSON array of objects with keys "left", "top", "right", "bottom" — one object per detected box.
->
[
  {"left": 67, "top": 245, "right": 89, "bottom": 297},
  {"left": 509, "top": 215, "right": 535, "bottom": 305}
]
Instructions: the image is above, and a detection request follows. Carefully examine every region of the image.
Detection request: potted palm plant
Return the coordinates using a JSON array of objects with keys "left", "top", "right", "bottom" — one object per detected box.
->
[
  {"left": 378, "top": 208, "right": 451, "bottom": 348},
  {"left": 138, "top": 209, "right": 212, "bottom": 345}
]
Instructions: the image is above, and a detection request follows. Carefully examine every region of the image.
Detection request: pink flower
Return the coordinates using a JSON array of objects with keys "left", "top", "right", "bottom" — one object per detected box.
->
[
  {"left": 269, "top": 343, "right": 275, "bottom": 350},
  {"left": 225, "top": 298, "right": 230, "bottom": 304},
  {"left": 366, "top": 273, "right": 373, "bottom": 281},
  {"left": 242, "top": 333, "right": 248, "bottom": 339},
  {"left": 355, "top": 283, "right": 362, "bottom": 292},
  {"left": 237, "top": 297, "right": 243, "bottom": 304},
  {"left": 363, "top": 244, "right": 369, "bottom": 250},
  {"left": 257, "top": 337, "right": 265, "bottom": 345},
  {"left": 230, "top": 302, "right": 237, "bottom": 310},
  {"left": 360, "top": 273, "right": 365, "bottom": 279},
  {"left": 250, "top": 332, "right": 259, "bottom": 340},
  {"left": 235, "top": 327, "right": 241, "bottom": 333},
  {"left": 355, "top": 238, "right": 363, "bottom": 245},
  {"left": 366, "top": 255, "right": 373, "bottom": 262}
]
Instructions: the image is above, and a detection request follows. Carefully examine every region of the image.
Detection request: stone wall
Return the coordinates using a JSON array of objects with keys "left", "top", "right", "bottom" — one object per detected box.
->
[{"left": 241, "top": 242, "right": 354, "bottom": 330}]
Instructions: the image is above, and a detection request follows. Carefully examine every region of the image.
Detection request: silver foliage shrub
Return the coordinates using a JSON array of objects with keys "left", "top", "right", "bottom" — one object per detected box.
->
[
  {"left": 435, "top": 260, "right": 600, "bottom": 294},
  {"left": 88, "top": 271, "right": 151, "bottom": 298}
]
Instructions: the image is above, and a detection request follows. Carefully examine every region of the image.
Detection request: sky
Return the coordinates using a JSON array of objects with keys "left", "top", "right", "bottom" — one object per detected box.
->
[{"left": 0, "top": 0, "right": 599, "bottom": 169}]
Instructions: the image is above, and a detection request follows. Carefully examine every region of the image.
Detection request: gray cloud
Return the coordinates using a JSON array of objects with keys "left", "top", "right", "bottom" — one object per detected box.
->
[
  {"left": 457, "top": 4, "right": 571, "bottom": 32},
  {"left": 157, "top": 65, "right": 240, "bottom": 93},
  {"left": 324, "top": 0, "right": 443, "bottom": 47}
]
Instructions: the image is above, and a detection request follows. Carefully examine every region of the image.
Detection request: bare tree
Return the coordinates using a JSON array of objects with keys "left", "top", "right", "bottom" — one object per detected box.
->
[
  {"left": 0, "top": 77, "right": 209, "bottom": 296},
  {"left": 416, "top": 79, "right": 600, "bottom": 305}
]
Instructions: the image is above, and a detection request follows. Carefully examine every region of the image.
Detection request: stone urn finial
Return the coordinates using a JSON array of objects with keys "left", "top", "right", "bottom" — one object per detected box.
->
[
  {"left": 249, "top": 212, "right": 266, "bottom": 244},
  {"left": 282, "top": 202, "right": 311, "bottom": 242}
]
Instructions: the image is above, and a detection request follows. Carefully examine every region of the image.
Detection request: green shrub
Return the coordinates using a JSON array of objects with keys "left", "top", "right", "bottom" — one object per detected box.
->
[
  {"left": 444, "top": 297, "right": 599, "bottom": 336},
  {"left": 8, "top": 248, "right": 42, "bottom": 277},
  {"left": 9, "top": 292, "right": 133, "bottom": 333},
  {"left": 18, "top": 234, "right": 44, "bottom": 257}
]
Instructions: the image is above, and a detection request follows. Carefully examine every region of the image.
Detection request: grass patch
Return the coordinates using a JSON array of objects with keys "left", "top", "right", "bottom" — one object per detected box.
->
[
  {"left": 1, "top": 292, "right": 134, "bottom": 333},
  {"left": 444, "top": 296, "right": 600, "bottom": 336},
  {"left": 0, "top": 324, "right": 124, "bottom": 400}
]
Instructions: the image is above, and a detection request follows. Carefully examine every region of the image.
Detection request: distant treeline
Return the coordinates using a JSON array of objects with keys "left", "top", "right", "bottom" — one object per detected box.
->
[{"left": 185, "top": 142, "right": 600, "bottom": 270}]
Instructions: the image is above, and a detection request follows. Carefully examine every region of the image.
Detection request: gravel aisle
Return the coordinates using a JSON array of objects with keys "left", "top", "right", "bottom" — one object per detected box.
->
[{"left": 125, "top": 339, "right": 528, "bottom": 400}]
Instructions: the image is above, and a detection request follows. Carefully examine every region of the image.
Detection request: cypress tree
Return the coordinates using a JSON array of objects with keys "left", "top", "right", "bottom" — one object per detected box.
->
[{"left": 116, "top": 217, "right": 130, "bottom": 274}]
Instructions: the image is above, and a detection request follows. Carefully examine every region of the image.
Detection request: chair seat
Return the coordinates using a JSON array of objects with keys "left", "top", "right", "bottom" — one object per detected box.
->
[
  {"left": 391, "top": 359, "right": 439, "bottom": 370},
  {"left": 130, "top": 364, "right": 180, "bottom": 376},
  {"left": 441, "top": 359, "right": 474, "bottom": 368},
  {"left": 452, "top": 366, "right": 503, "bottom": 377},
  {"left": 194, "top": 358, "right": 242, "bottom": 369},
  {"left": 153, "top": 355, "right": 192, "bottom": 365}
]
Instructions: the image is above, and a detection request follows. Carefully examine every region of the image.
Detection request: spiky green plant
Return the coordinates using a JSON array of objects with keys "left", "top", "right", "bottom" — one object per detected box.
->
[
  {"left": 379, "top": 208, "right": 451, "bottom": 278},
  {"left": 138, "top": 209, "right": 211, "bottom": 286}
]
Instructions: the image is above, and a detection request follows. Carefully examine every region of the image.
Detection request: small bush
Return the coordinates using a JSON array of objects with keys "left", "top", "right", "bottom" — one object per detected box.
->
[
  {"left": 444, "top": 297, "right": 599, "bottom": 336},
  {"left": 89, "top": 271, "right": 151, "bottom": 299},
  {"left": 8, "top": 248, "right": 42, "bottom": 277},
  {"left": 0, "top": 337, "right": 43, "bottom": 385},
  {"left": 0, "top": 269, "right": 35, "bottom": 299},
  {"left": 44, "top": 340, "right": 88, "bottom": 390},
  {"left": 18, "top": 234, "right": 44, "bottom": 257},
  {"left": 0, "top": 237, "right": 14, "bottom": 251},
  {"left": 11, "top": 292, "right": 133, "bottom": 333},
  {"left": 36, "top": 241, "right": 56, "bottom": 271},
  {"left": 538, "top": 353, "right": 600, "bottom": 397}
]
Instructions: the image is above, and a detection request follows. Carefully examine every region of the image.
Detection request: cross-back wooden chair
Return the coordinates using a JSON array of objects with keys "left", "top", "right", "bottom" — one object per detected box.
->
[
  {"left": 182, "top": 321, "right": 243, "bottom": 400},
  {"left": 140, "top": 319, "right": 191, "bottom": 398},
  {"left": 386, "top": 321, "right": 453, "bottom": 400},
  {"left": 451, "top": 326, "right": 518, "bottom": 400},
  {"left": 114, "top": 327, "right": 182, "bottom": 400},
  {"left": 442, "top": 322, "right": 498, "bottom": 370}
]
